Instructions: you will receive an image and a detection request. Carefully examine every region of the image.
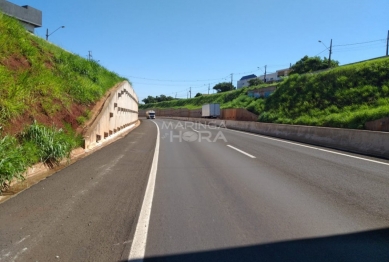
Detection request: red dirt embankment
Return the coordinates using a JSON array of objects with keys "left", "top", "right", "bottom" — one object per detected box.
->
[{"left": 1, "top": 52, "right": 123, "bottom": 137}]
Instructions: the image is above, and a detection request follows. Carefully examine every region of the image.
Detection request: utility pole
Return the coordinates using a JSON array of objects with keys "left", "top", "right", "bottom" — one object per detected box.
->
[
  {"left": 386, "top": 30, "right": 389, "bottom": 56},
  {"left": 230, "top": 73, "right": 233, "bottom": 90},
  {"left": 189, "top": 87, "right": 191, "bottom": 98},
  {"left": 328, "top": 39, "right": 332, "bottom": 68},
  {"left": 88, "top": 51, "right": 92, "bottom": 61},
  {"left": 264, "top": 65, "right": 267, "bottom": 82},
  {"left": 208, "top": 84, "right": 210, "bottom": 94},
  {"left": 46, "top": 26, "right": 65, "bottom": 41},
  {"left": 175, "top": 92, "right": 177, "bottom": 99}
]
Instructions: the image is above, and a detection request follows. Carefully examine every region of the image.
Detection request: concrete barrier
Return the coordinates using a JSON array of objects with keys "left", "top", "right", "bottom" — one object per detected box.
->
[
  {"left": 139, "top": 108, "right": 257, "bottom": 121},
  {"left": 84, "top": 81, "right": 138, "bottom": 149},
  {"left": 167, "top": 117, "right": 389, "bottom": 159}
]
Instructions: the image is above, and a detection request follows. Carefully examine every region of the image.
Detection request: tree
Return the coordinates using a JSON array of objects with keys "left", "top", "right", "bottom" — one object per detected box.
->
[
  {"left": 213, "top": 82, "right": 235, "bottom": 93},
  {"left": 195, "top": 93, "right": 202, "bottom": 97},
  {"left": 290, "top": 55, "right": 339, "bottom": 75},
  {"left": 142, "top": 96, "right": 157, "bottom": 104},
  {"left": 142, "top": 94, "right": 175, "bottom": 104},
  {"left": 248, "top": 78, "right": 264, "bottom": 87}
]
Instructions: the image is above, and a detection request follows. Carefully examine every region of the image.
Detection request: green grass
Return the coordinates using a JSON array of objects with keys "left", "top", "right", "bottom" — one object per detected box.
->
[
  {"left": 21, "top": 121, "right": 80, "bottom": 166},
  {"left": 0, "top": 135, "right": 29, "bottom": 191},
  {"left": 140, "top": 57, "right": 389, "bottom": 129},
  {"left": 0, "top": 13, "right": 126, "bottom": 191},
  {"left": 260, "top": 57, "right": 389, "bottom": 128},
  {"left": 0, "top": 12, "right": 127, "bottom": 127},
  {"left": 0, "top": 121, "right": 82, "bottom": 192},
  {"left": 140, "top": 87, "right": 267, "bottom": 115}
]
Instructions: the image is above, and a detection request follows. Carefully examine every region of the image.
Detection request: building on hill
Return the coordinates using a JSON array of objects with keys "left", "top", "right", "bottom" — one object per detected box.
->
[
  {"left": 258, "top": 68, "right": 292, "bottom": 84},
  {"left": 238, "top": 68, "right": 292, "bottom": 88},
  {"left": 237, "top": 74, "right": 257, "bottom": 89},
  {"left": 0, "top": 0, "right": 42, "bottom": 33}
]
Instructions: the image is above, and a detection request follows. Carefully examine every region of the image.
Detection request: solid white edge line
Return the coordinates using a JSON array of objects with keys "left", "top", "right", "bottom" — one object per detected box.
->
[
  {"left": 128, "top": 120, "right": 160, "bottom": 261},
  {"left": 224, "top": 128, "right": 389, "bottom": 166},
  {"left": 227, "top": 145, "right": 256, "bottom": 158}
]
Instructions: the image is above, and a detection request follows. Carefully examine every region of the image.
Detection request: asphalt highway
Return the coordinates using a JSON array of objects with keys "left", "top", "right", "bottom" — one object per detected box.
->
[
  {"left": 0, "top": 120, "right": 157, "bottom": 262},
  {"left": 1, "top": 119, "right": 389, "bottom": 261},
  {"left": 143, "top": 119, "right": 389, "bottom": 261}
]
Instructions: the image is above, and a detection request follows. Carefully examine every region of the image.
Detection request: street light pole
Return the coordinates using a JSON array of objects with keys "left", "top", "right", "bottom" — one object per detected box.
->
[
  {"left": 328, "top": 39, "right": 332, "bottom": 68},
  {"left": 46, "top": 26, "right": 65, "bottom": 41},
  {"left": 386, "top": 30, "right": 389, "bottom": 56}
]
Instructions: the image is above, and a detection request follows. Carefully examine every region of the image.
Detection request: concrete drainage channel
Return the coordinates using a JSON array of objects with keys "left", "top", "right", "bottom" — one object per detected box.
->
[
  {"left": 166, "top": 117, "right": 389, "bottom": 160},
  {"left": 0, "top": 120, "right": 140, "bottom": 204}
]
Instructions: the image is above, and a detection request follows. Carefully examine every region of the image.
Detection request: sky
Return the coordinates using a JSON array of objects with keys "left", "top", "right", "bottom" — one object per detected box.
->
[{"left": 8, "top": 0, "right": 389, "bottom": 102}]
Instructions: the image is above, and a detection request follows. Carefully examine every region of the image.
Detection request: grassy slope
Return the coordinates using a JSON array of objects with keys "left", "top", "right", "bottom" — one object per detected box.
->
[
  {"left": 0, "top": 13, "right": 127, "bottom": 189},
  {"left": 140, "top": 86, "right": 266, "bottom": 115},
  {"left": 0, "top": 13, "right": 127, "bottom": 132},
  {"left": 140, "top": 57, "right": 389, "bottom": 129},
  {"left": 261, "top": 57, "right": 389, "bottom": 128}
]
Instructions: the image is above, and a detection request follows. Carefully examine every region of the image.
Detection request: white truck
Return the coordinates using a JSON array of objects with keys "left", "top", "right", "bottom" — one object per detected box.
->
[
  {"left": 146, "top": 110, "right": 156, "bottom": 119},
  {"left": 202, "top": 103, "right": 220, "bottom": 118}
]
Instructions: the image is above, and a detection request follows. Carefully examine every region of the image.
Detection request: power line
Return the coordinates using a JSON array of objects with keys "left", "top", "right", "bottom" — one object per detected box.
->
[
  {"left": 132, "top": 82, "right": 194, "bottom": 87},
  {"left": 335, "top": 45, "right": 386, "bottom": 52},
  {"left": 333, "top": 38, "right": 386, "bottom": 47},
  {"left": 315, "top": 48, "right": 329, "bottom": 56},
  {"left": 127, "top": 75, "right": 231, "bottom": 82}
]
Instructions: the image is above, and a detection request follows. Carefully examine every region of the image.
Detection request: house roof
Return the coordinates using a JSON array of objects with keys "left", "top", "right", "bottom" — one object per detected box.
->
[{"left": 240, "top": 74, "right": 257, "bottom": 81}]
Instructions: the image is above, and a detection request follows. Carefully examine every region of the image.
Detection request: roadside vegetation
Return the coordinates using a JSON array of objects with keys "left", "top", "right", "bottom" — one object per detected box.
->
[
  {"left": 140, "top": 86, "right": 266, "bottom": 115},
  {"left": 261, "top": 57, "right": 389, "bottom": 128},
  {"left": 0, "top": 13, "right": 126, "bottom": 127},
  {"left": 141, "top": 56, "right": 389, "bottom": 129},
  {"left": 0, "top": 13, "right": 126, "bottom": 191},
  {"left": 0, "top": 122, "right": 81, "bottom": 191}
]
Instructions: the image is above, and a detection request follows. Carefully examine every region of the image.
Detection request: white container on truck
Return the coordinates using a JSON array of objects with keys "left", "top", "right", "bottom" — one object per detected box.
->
[
  {"left": 146, "top": 110, "right": 156, "bottom": 119},
  {"left": 202, "top": 104, "right": 220, "bottom": 118}
]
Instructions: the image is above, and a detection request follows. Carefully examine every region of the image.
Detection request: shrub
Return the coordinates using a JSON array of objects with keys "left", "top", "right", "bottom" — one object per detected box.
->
[
  {"left": 0, "top": 135, "right": 28, "bottom": 191},
  {"left": 21, "top": 121, "right": 78, "bottom": 167}
]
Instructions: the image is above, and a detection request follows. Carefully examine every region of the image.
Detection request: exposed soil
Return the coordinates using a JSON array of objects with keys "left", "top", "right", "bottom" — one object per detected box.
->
[
  {"left": 1, "top": 54, "right": 31, "bottom": 71},
  {"left": 0, "top": 51, "right": 122, "bottom": 138},
  {"left": 1, "top": 80, "right": 116, "bottom": 137},
  {"left": 3, "top": 100, "right": 95, "bottom": 136},
  {"left": 76, "top": 82, "right": 122, "bottom": 135}
]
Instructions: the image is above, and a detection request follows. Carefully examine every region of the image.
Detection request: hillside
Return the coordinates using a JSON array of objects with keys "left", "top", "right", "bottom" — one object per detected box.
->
[
  {"left": 139, "top": 87, "right": 266, "bottom": 115},
  {"left": 0, "top": 12, "right": 126, "bottom": 135},
  {"left": 0, "top": 13, "right": 127, "bottom": 190},
  {"left": 140, "top": 56, "right": 389, "bottom": 129}
]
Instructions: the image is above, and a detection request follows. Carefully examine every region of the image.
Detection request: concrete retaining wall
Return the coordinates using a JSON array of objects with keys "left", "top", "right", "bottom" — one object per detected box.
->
[
  {"left": 169, "top": 117, "right": 389, "bottom": 159},
  {"left": 84, "top": 81, "right": 138, "bottom": 149}
]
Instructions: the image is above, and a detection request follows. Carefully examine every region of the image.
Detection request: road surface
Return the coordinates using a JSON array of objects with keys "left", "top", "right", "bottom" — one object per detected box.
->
[
  {"left": 142, "top": 119, "right": 389, "bottom": 261},
  {"left": 0, "top": 121, "right": 157, "bottom": 261},
  {"left": 0, "top": 119, "right": 388, "bottom": 261}
]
